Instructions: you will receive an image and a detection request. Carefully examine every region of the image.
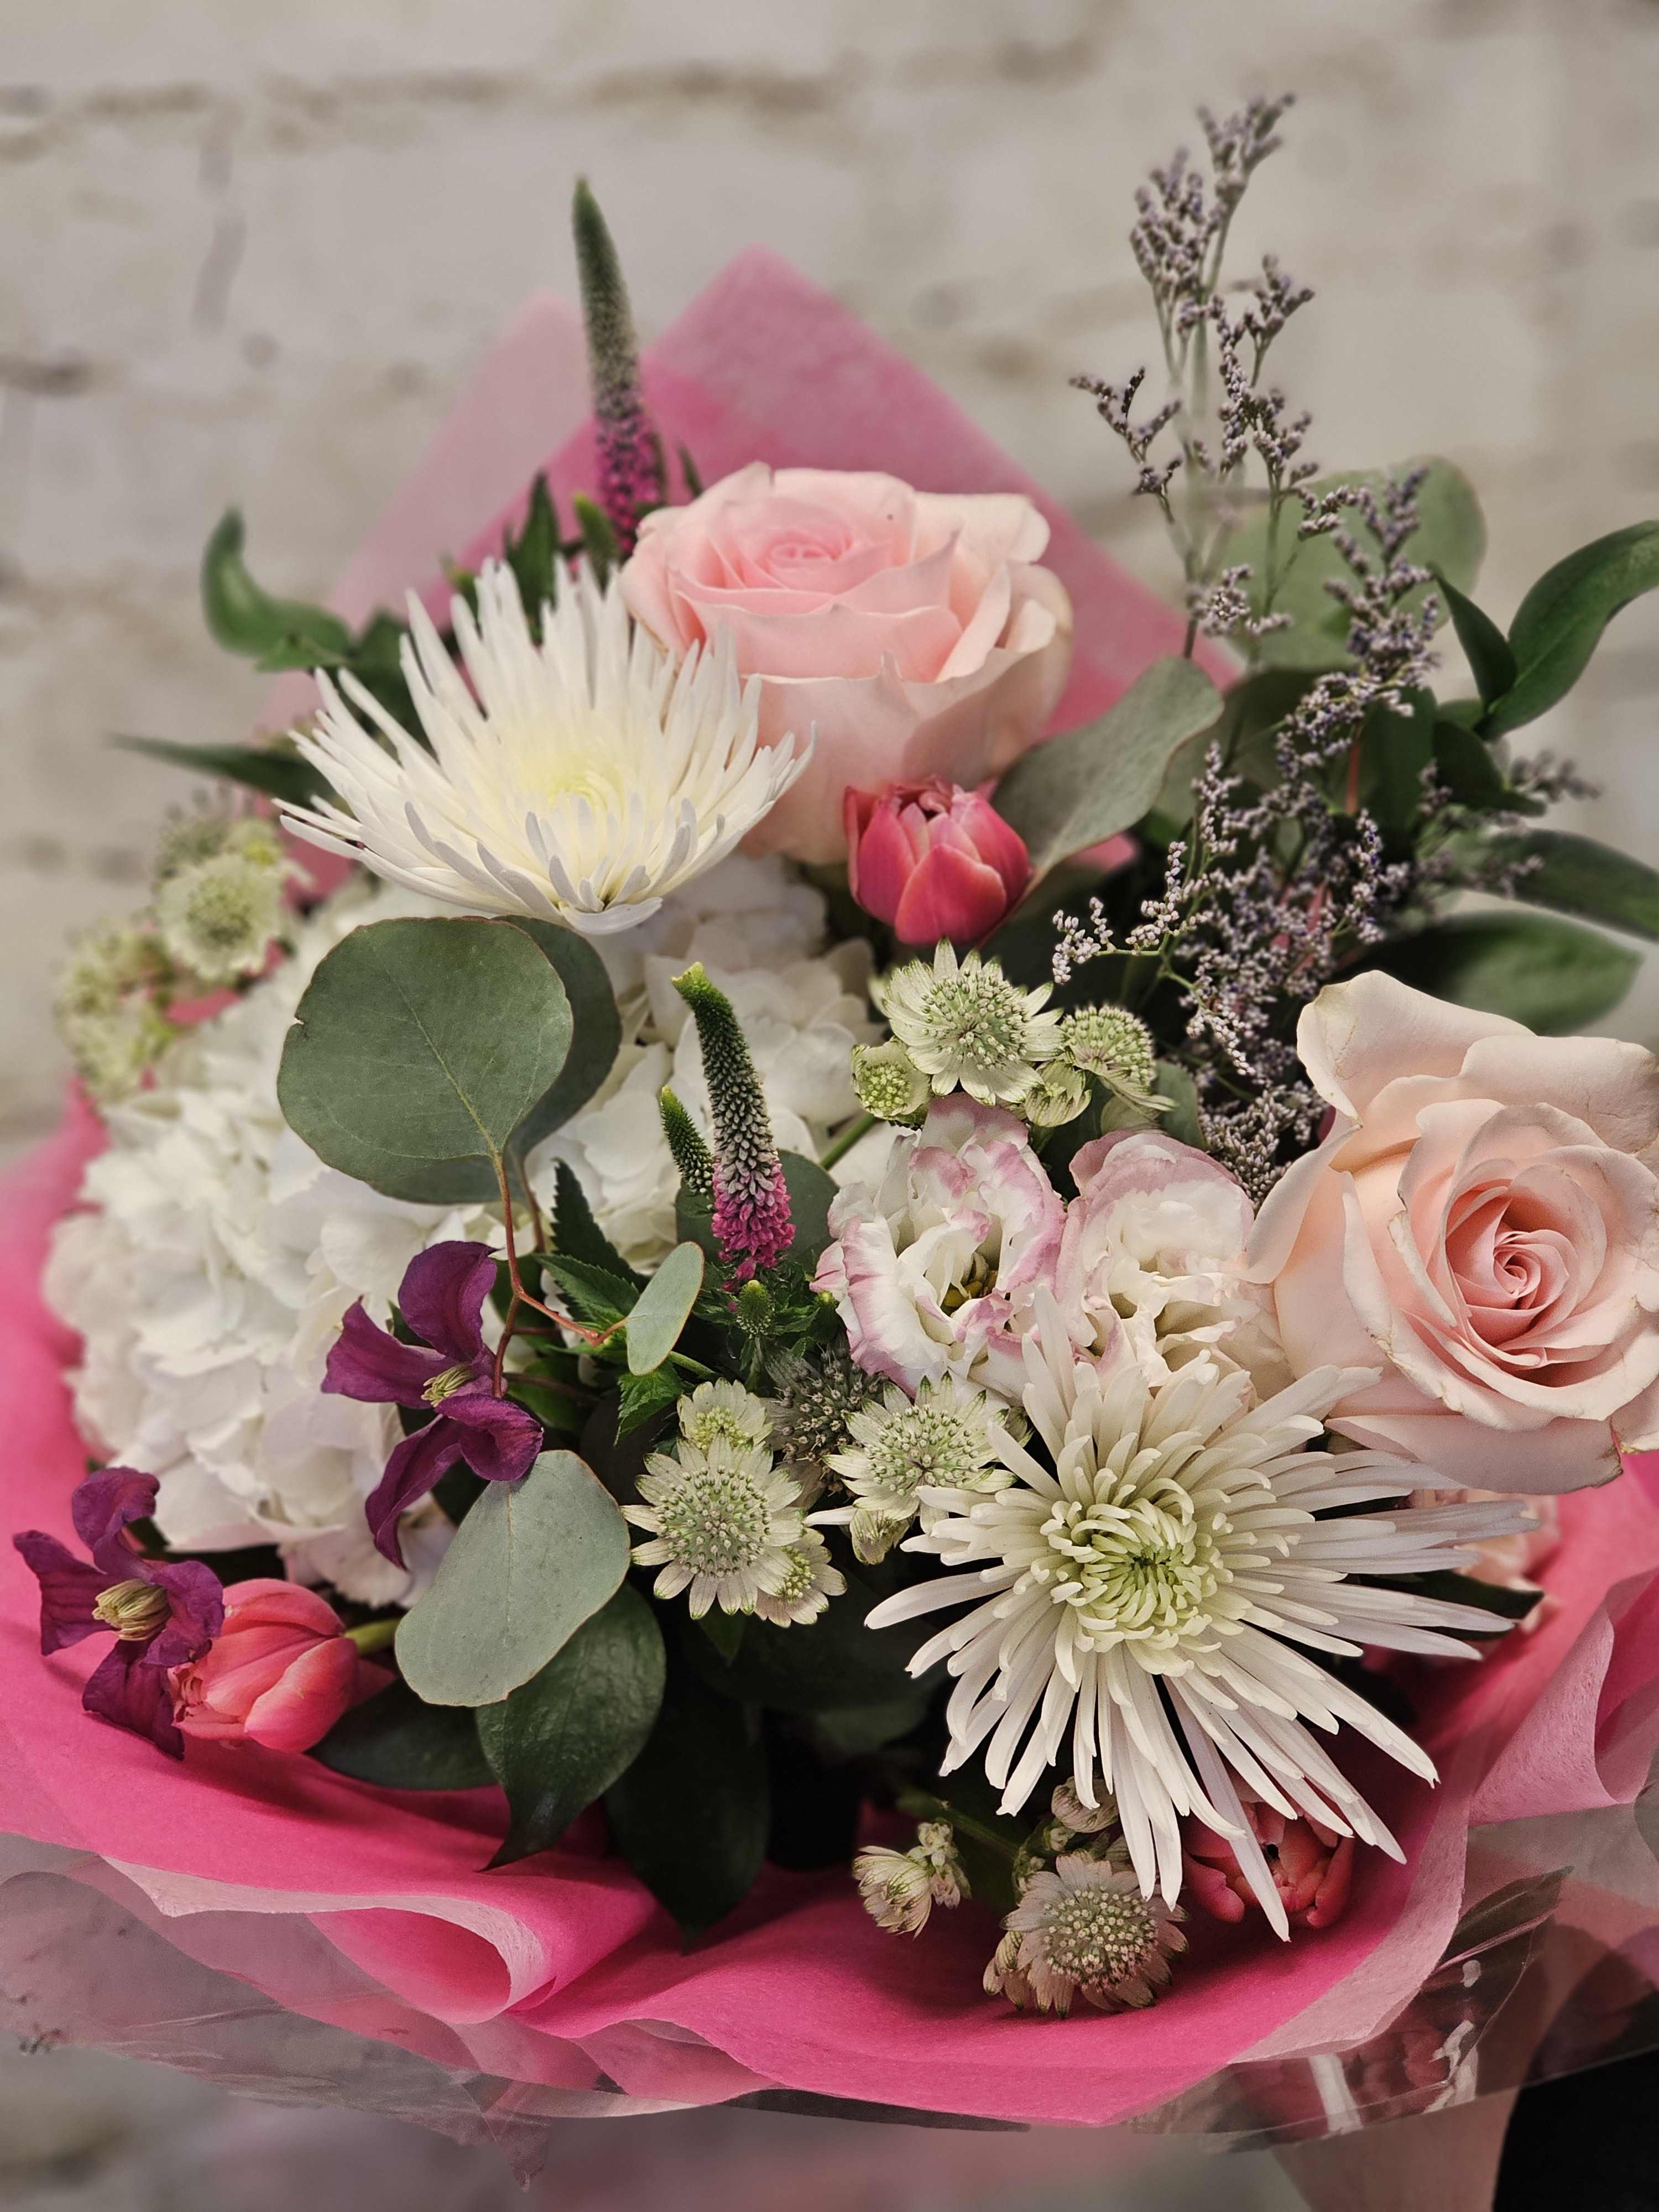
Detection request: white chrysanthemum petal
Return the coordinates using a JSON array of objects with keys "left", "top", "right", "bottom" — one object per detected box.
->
[{"left": 281, "top": 560, "right": 811, "bottom": 936}]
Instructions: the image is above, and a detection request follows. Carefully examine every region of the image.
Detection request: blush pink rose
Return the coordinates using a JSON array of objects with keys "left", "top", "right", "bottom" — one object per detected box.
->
[
  {"left": 812, "top": 1097, "right": 1065, "bottom": 1398},
  {"left": 620, "top": 463, "right": 1073, "bottom": 864},
  {"left": 171, "top": 1579, "right": 362, "bottom": 1754},
  {"left": 1250, "top": 972, "right": 1659, "bottom": 1491}
]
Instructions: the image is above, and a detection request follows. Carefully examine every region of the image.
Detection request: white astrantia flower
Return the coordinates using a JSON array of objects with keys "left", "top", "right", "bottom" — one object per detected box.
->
[
  {"left": 624, "top": 1435, "right": 807, "bottom": 1618},
  {"left": 281, "top": 560, "right": 810, "bottom": 936},
  {"left": 815, "top": 1374, "right": 1019, "bottom": 1563},
  {"left": 678, "top": 1378, "right": 775, "bottom": 1454},
  {"left": 875, "top": 945, "right": 1063, "bottom": 1107},
  {"left": 854, "top": 1820, "right": 968, "bottom": 1934},
  {"left": 754, "top": 1527, "right": 846, "bottom": 1626},
  {"left": 865, "top": 1290, "right": 1532, "bottom": 1935},
  {"left": 997, "top": 1854, "right": 1187, "bottom": 2015}
]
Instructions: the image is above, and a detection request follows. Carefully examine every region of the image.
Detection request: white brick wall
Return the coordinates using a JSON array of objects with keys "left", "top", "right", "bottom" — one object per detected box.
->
[{"left": 6, "top": 0, "right": 1659, "bottom": 1154}]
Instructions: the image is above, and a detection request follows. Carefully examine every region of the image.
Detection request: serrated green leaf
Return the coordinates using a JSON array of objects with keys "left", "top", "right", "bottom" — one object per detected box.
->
[
  {"left": 1488, "top": 521, "right": 1659, "bottom": 737},
  {"left": 277, "top": 916, "right": 573, "bottom": 1203},
  {"left": 113, "top": 734, "right": 332, "bottom": 810},
  {"left": 1221, "top": 459, "right": 1484, "bottom": 671},
  {"left": 1434, "top": 572, "right": 1517, "bottom": 707},
  {"left": 1477, "top": 830, "right": 1659, "bottom": 941},
  {"left": 994, "top": 659, "right": 1219, "bottom": 879},
  {"left": 476, "top": 1583, "right": 665, "bottom": 1865},
  {"left": 541, "top": 1253, "right": 637, "bottom": 1328},
  {"left": 546, "top": 1162, "right": 640, "bottom": 1284},
  {"left": 1371, "top": 911, "right": 1639, "bottom": 1032},
  {"left": 615, "top": 1364, "right": 683, "bottom": 1436},
  {"left": 201, "top": 510, "right": 352, "bottom": 660},
  {"left": 310, "top": 1677, "right": 494, "bottom": 1790},
  {"left": 605, "top": 1653, "right": 769, "bottom": 1933},
  {"left": 396, "top": 1450, "right": 629, "bottom": 1707},
  {"left": 626, "top": 1241, "right": 705, "bottom": 1374}
]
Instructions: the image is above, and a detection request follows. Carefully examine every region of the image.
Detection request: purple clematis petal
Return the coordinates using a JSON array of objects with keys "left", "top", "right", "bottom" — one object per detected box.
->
[
  {"left": 144, "top": 1558, "right": 226, "bottom": 1666},
  {"left": 440, "top": 1387, "right": 544, "bottom": 1486},
  {"left": 366, "top": 1421, "right": 468, "bottom": 1567},
  {"left": 326, "top": 1300, "right": 453, "bottom": 1407},
  {"left": 82, "top": 1641, "right": 186, "bottom": 1760},
  {"left": 395, "top": 1241, "right": 498, "bottom": 1365},
  {"left": 73, "top": 1467, "right": 161, "bottom": 1580},
  {"left": 11, "top": 1532, "right": 107, "bottom": 1655}
]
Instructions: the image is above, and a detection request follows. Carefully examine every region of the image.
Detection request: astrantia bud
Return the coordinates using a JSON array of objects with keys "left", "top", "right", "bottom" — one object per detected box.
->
[
  {"left": 154, "top": 847, "right": 288, "bottom": 988},
  {"left": 54, "top": 922, "right": 176, "bottom": 1105},
  {"left": 1057, "top": 1005, "right": 1164, "bottom": 1115},
  {"left": 845, "top": 779, "right": 1031, "bottom": 947},
  {"left": 854, "top": 1820, "right": 968, "bottom": 1934},
  {"left": 1023, "top": 1060, "right": 1091, "bottom": 1129},
  {"left": 851, "top": 1040, "right": 930, "bottom": 1125}
]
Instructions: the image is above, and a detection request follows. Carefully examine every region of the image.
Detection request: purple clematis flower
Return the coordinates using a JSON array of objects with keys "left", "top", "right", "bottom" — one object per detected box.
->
[
  {"left": 324, "top": 1240, "right": 543, "bottom": 1567},
  {"left": 13, "top": 1468, "right": 224, "bottom": 1759}
]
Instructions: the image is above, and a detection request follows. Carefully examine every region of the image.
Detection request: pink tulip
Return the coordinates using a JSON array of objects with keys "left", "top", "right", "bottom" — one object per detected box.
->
[
  {"left": 1182, "top": 1796, "right": 1355, "bottom": 1933},
  {"left": 844, "top": 779, "right": 1030, "bottom": 946},
  {"left": 171, "top": 1579, "right": 362, "bottom": 1754}
]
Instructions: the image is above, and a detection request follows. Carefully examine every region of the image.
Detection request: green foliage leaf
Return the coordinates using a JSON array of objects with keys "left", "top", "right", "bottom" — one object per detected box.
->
[
  {"left": 605, "top": 1654, "right": 769, "bottom": 1934},
  {"left": 201, "top": 510, "right": 353, "bottom": 661},
  {"left": 396, "top": 1450, "right": 629, "bottom": 1707},
  {"left": 993, "top": 659, "right": 1220, "bottom": 878},
  {"left": 310, "top": 1677, "right": 494, "bottom": 1790},
  {"left": 780, "top": 1150, "right": 838, "bottom": 1266},
  {"left": 1222, "top": 458, "right": 1485, "bottom": 671},
  {"left": 615, "top": 1365, "right": 684, "bottom": 1436},
  {"left": 506, "top": 473, "right": 561, "bottom": 627},
  {"left": 542, "top": 1252, "right": 636, "bottom": 1329},
  {"left": 1145, "top": 667, "right": 1317, "bottom": 840},
  {"left": 573, "top": 494, "right": 621, "bottom": 586},
  {"left": 626, "top": 1241, "right": 705, "bottom": 1374},
  {"left": 1151, "top": 1060, "right": 1204, "bottom": 1150},
  {"left": 495, "top": 919, "right": 623, "bottom": 1150},
  {"left": 1432, "top": 721, "right": 1526, "bottom": 813},
  {"left": 277, "top": 917, "right": 573, "bottom": 1203},
  {"left": 1371, "top": 911, "right": 1639, "bottom": 1033},
  {"left": 1477, "top": 830, "right": 1659, "bottom": 941},
  {"left": 1435, "top": 573, "right": 1517, "bottom": 706},
  {"left": 476, "top": 1583, "right": 666, "bottom": 1865},
  {"left": 684, "top": 1571, "right": 930, "bottom": 1714},
  {"left": 546, "top": 1162, "right": 640, "bottom": 1284},
  {"left": 1387, "top": 1568, "right": 1542, "bottom": 1627},
  {"left": 1488, "top": 521, "right": 1659, "bottom": 737},
  {"left": 113, "top": 734, "right": 332, "bottom": 810}
]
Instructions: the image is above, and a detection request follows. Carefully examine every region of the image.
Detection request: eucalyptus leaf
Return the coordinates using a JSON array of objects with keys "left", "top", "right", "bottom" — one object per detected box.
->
[
  {"left": 1220, "top": 458, "right": 1484, "bottom": 671},
  {"left": 1151, "top": 1060, "right": 1204, "bottom": 1151},
  {"left": 310, "top": 1677, "right": 494, "bottom": 1791},
  {"left": 1486, "top": 521, "right": 1659, "bottom": 737},
  {"left": 476, "top": 1583, "right": 665, "bottom": 1865},
  {"left": 1477, "top": 830, "right": 1659, "bottom": 941},
  {"left": 201, "top": 510, "right": 352, "bottom": 660},
  {"left": 993, "top": 659, "right": 1220, "bottom": 879},
  {"left": 396, "top": 1451, "right": 629, "bottom": 1707},
  {"left": 1434, "top": 573, "right": 1516, "bottom": 707},
  {"left": 1371, "top": 911, "right": 1639, "bottom": 1033},
  {"left": 605, "top": 1655, "right": 769, "bottom": 1933},
  {"left": 498, "top": 919, "right": 622, "bottom": 1150},
  {"left": 626, "top": 1241, "right": 705, "bottom": 1374},
  {"left": 278, "top": 917, "right": 573, "bottom": 1203},
  {"left": 1144, "top": 666, "right": 1318, "bottom": 841},
  {"left": 113, "top": 734, "right": 332, "bottom": 810}
]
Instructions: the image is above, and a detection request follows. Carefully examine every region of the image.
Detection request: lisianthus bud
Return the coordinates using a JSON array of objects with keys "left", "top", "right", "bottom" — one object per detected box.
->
[
  {"left": 1182, "top": 1796, "right": 1354, "bottom": 1932},
  {"left": 846, "top": 780, "right": 1030, "bottom": 947},
  {"left": 171, "top": 1579, "right": 362, "bottom": 1755}
]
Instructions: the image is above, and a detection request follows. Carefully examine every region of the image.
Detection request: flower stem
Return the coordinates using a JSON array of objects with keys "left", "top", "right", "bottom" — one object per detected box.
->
[
  {"left": 818, "top": 1112, "right": 875, "bottom": 1171},
  {"left": 896, "top": 1787, "right": 1020, "bottom": 1864},
  {"left": 345, "top": 1618, "right": 399, "bottom": 1655},
  {"left": 491, "top": 1154, "right": 606, "bottom": 1395}
]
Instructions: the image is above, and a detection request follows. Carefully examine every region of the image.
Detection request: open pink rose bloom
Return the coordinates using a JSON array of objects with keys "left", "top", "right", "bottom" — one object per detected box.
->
[{"left": 8, "top": 252, "right": 1659, "bottom": 2212}]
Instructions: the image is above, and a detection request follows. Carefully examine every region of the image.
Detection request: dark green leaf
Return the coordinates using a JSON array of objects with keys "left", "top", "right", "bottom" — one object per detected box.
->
[
  {"left": 546, "top": 1162, "right": 640, "bottom": 1284},
  {"left": 615, "top": 1365, "right": 683, "bottom": 1436},
  {"left": 1358, "top": 694, "right": 1436, "bottom": 841},
  {"left": 697, "top": 1609, "right": 747, "bottom": 1663},
  {"left": 497, "top": 919, "right": 623, "bottom": 1150},
  {"left": 506, "top": 474, "right": 561, "bottom": 625},
  {"left": 1434, "top": 573, "right": 1517, "bottom": 707},
  {"left": 1219, "top": 459, "right": 1485, "bottom": 671},
  {"left": 678, "top": 443, "right": 705, "bottom": 500},
  {"left": 278, "top": 917, "right": 573, "bottom": 1203},
  {"left": 1370, "top": 911, "right": 1639, "bottom": 1032},
  {"left": 573, "top": 494, "right": 619, "bottom": 586},
  {"left": 396, "top": 1450, "right": 629, "bottom": 1706},
  {"left": 310, "top": 1677, "right": 494, "bottom": 1790},
  {"left": 1386, "top": 1568, "right": 1542, "bottom": 1626},
  {"left": 1489, "top": 521, "right": 1659, "bottom": 737},
  {"left": 1476, "top": 830, "right": 1659, "bottom": 941},
  {"left": 605, "top": 1655, "right": 769, "bottom": 1934},
  {"left": 476, "top": 1584, "right": 665, "bottom": 1865},
  {"left": 542, "top": 1253, "right": 637, "bottom": 1329},
  {"left": 994, "top": 659, "right": 1220, "bottom": 879},
  {"left": 113, "top": 734, "right": 332, "bottom": 810},
  {"left": 1432, "top": 722, "right": 1521, "bottom": 812},
  {"left": 627, "top": 1242, "right": 705, "bottom": 1374},
  {"left": 780, "top": 1150, "right": 838, "bottom": 1266},
  {"left": 811, "top": 1694, "right": 932, "bottom": 1757},
  {"left": 201, "top": 510, "right": 352, "bottom": 660},
  {"left": 684, "top": 1570, "right": 930, "bottom": 1714}
]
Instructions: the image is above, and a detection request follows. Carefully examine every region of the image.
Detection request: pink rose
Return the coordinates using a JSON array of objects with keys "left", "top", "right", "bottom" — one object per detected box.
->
[
  {"left": 845, "top": 779, "right": 1031, "bottom": 947},
  {"left": 620, "top": 463, "right": 1073, "bottom": 864},
  {"left": 1250, "top": 972, "right": 1659, "bottom": 1490},
  {"left": 813, "top": 1097, "right": 1064, "bottom": 1397},
  {"left": 171, "top": 1579, "right": 362, "bottom": 1754},
  {"left": 1183, "top": 1794, "right": 1354, "bottom": 1932}
]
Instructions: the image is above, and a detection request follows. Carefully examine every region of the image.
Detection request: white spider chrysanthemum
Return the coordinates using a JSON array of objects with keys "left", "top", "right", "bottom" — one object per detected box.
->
[
  {"left": 624, "top": 1436, "right": 807, "bottom": 1618},
  {"left": 865, "top": 1291, "right": 1531, "bottom": 1935},
  {"left": 874, "top": 945, "right": 1063, "bottom": 1106},
  {"left": 280, "top": 560, "right": 811, "bottom": 936}
]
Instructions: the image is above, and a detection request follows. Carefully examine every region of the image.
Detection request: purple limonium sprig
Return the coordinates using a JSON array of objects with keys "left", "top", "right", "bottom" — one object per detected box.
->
[
  {"left": 325, "top": 1241, "right": 542, "bottom": 1566},
  {"left": 572, "top": 179, "right": 665, "bottom": 558},
  {"left": 13, "top": 1468, "right": 223, "bottom": 1759},
  {"left": 672, "top": 964, "right": 793, "bottom": 1281}
]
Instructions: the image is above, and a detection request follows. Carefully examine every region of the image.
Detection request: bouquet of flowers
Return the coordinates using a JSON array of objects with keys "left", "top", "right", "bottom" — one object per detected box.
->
[{"left": 10, "top": 91, "right": 1659, "bottom": 2197}]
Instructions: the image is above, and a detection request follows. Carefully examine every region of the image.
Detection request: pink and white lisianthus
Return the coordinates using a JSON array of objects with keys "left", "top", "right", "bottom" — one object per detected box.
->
[{"left": 812, "top": 1097, "right": 1064, "bottom": 1400}]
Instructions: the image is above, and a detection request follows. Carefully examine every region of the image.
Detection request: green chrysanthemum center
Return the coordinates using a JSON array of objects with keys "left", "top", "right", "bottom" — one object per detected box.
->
[
  {"left": 1039, "top": 1886, "right": 1161, "bottom": 1985},
  {"left": 1040, "top": 1480, "right": 1230, "bottom": 1639},
  {"left": 658, "top": 1465, "right": 772, "bottom": 1577}
]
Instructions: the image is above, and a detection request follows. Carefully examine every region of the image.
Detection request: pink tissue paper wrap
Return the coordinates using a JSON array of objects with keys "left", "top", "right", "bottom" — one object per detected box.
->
[{"left": 6, "top": 255, "right": 1659, "bottom": 2134}]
